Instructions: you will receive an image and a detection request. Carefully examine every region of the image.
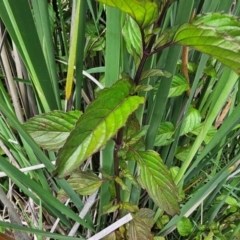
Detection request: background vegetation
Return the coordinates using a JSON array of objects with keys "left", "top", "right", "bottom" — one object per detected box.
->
[{"left": 0, "top": 0, "right": 240, "bottom": 239}]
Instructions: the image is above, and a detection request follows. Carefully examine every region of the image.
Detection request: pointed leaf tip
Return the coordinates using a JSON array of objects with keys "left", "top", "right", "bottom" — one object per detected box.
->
[
  {"left": 54, "top": 79, "right": 144, "bottom": 177},
  {"left": 173, "top": 13, "right": 240, "bottom": 75}
]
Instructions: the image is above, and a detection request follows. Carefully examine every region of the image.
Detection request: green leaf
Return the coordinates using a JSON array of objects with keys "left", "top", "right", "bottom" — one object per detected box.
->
[
  {"left": 124, "top": 114, "right": 141, "bottom": 141},
  {"left": 102, "top": 201, "right": 120, "bottom": 215},
  {"left": 0, "top": 156, "right": 93, "bottom": 231},
  {"left": 173, "top": 13, "right": 240, "bottom": 75},
  {"left": 98, "top": 0, "right": 158, "bottom": 28},
  {"left": 135, "top": 208, "right": 155, "bottom": 228},
  {"left": 180, "top": 107, "right": 201, "bottom": 136},
  {"left": 168, "top": 74, "right": 190, "bottom": 98},
  {"left": 115, "top": 177, "right": 129, "bottom": 191},
  {"left": 23, "top": 110, "right": 81, "bottom": 151},
  {"left": 57, "top": 171, "right": 102, "bottom": 199},
  {"left": 54, "top": 79, "right": 144, "bottom": 177},
  {"left": 85, "top": 20, "right": 105, "bottom": 54},
  {"left": 153, "top": 25, "right": 179, "bottom": 50},
  {"left": 191, "top": 124, "right": 217, "bottom": 144},
  {"left": 175, "top": 147, "right": 191, "bottom": 162},
  {"left": 122, "top": 202, "right": 139, "bottom": 212},
  {"left": 134, "top": 151, "right": 180, "bottom": 216},
  {"left": 134, "top": 85, "right": 153, "bottom": 92},
  {"left": 176, "top": 217, "right": 193, "bottom": 237},
  {"left": 156, "top": 215, "right": 170, "bottom": 230},
  {"left": 204, "top": 64, "right": 217, "bottom": 78},
  {"left": 141, "top": 69, "right": 172, "bottom": 81},
  {"left": 120, "top": 169, "right": 139, "bottom": 187},
  {"left": 126, "top": 125, "right": 149, "bottom": 145},
  {"left": 122, "top": 16, "right": 142, "bottom": 67},
  {"left": 128, "top": 208, "right": 155, "bottom": 240},
  {"left": 154, "top": 122, "right": 175, "bottom": 146},
  {"left": 0, "top": 221, "right": 84, "bottom": 240},
  {"left": 217, "top": 195, "right": 238, "bottom": 207},
  {"left": 170, "top": 167, "right": 185, "bottom": 201},
  {"left": 0, "top": 1, "right": 58, "bottom": 111},
  {"left": 153, "top": 237, "right": 165, "bottom": 240}
]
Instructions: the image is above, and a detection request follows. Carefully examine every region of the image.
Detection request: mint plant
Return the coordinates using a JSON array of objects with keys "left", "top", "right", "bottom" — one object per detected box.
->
[{"left": 20, "top": 0, "right": 240, "bottom": 238}]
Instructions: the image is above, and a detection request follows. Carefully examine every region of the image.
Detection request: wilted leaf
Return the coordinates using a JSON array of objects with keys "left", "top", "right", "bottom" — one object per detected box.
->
[
  {"left": 98, "top": 0, "right": 158, "bottom": 28},
  {"left": 141, "top": 69, "right": 172, "bottom": 81},
  {"left": 154, "top": 122, "right": 175, "bottom": 146},
  {"left": 23, "top": 110, "right": 81, "bottom": 151},
  {"left": 173, "top": 13, "right": 240, "bottom": 75},
  {"left": 102, "top": 232, "right": 116, "bottom": 240},
  {"left": 128, "top": 208, "right": 155, "bottom": 240},
  {"left": 177, "top": 217, "right": 193, "bottom": 237},
  {"left": 134, "top": 151, "right": 180, "bottom": 216},
  {"left": 54, "top": 79, "right": 144, "bottom": 177},
  {"left": 0, "top": 233, "right": 15, "bottom": 240},
  {"left": 135, "top": 208, "right": 155, "bottom": 228},
  {"left": 57, "top": 188, "right": 69, "bottom": 203},
  {"left": 168, "top": 74, "right": 190, "bottom": 98},
  {"left": 122, "top": 16, "right": 142, "bottom": 67},
  {"left": 181, "top": 107, "right": 201, "bottom": 136}
]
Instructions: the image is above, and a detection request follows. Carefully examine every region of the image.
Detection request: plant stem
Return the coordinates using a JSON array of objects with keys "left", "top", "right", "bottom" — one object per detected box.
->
[
  {"left": 114, "top": 127, "right": 124, "bottom": 204},
  {"left": 133, "top": 0, "right": 171, "bottom": 85},
  {"left": 116, "top": 0, "right": 173, "bottom": 211},
  {"left": 133, "top": 53, "right": 149, "bottom": 85}
]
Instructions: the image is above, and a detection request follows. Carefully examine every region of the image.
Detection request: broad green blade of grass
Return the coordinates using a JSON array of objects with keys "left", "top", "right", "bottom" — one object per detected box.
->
[
  {"left": 0, "top": 94, "right": 87, "bottom": 216},
  {"left": 160, "top": 154, "right": 239, "bottom": 235},
  {"left": 175, "top": 68, "right": 239, "bottom": 184},
  {"left": 97, "top": 5, "right": 121, "bottom": 231},
  {"left": 185, "top": 99, "right": 240, "bottom": 180},
  {"left": 216, "top": 1, "right": 233, "bottom": 11},
  {"left": 105, "top": 6, "right": 121, "bottom": 87},
  {"left": 75, "top": 1, "right": 87, "bottom": 110},
  {"left": 145, "top": 0, "right": 194, "bottom": 150},
  {"left": 0, "top": 221, "right": 85, "bottom": 240},
  {"left": 0, "top": 155, "right": 94, "bottom": 231},
  {"left": 96, "top": 140, "right": 114, "bottom": 231},
  {"left": 65, "top": 0, "right": 81, "bottom": 100},
  {"left": 165, "top": 54, "right": 209, "bottom": 167},
  {"left": 31, "top": 0, "right": 61, "bottom": 109},
  {"left": 0, "top": 0, "right": 58, "bottom": 111},
  {"left": 1, "top": 0, "right": 240, "bottom": 238}
]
